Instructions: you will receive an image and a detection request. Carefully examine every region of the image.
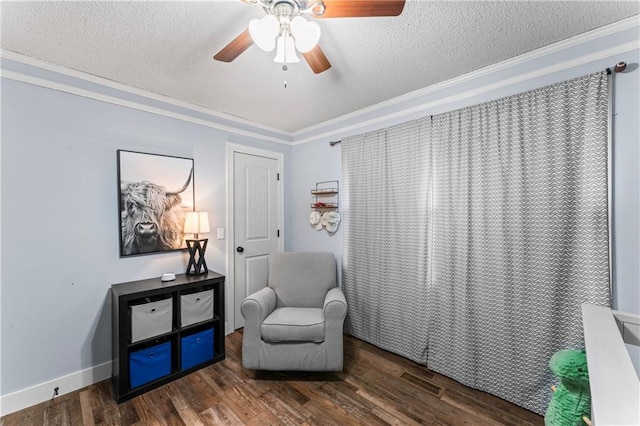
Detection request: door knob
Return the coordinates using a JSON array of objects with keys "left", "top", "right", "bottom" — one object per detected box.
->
[{"left": 236, "top": 246, "right": 244, "bottom": 253}]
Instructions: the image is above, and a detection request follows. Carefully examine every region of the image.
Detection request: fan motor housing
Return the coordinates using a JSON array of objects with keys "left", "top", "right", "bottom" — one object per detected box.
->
[{"left": 262, "top": 0, "right": 325, "bottom": 18}]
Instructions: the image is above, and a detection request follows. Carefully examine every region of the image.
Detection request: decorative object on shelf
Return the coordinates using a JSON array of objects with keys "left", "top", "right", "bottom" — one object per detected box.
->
[
  {"left": 325, "top": 211, "right": 341, "bottom": 233},
  {"left": 184, "top": 211, "right": 210, "bottom": 275},
  {"left": 310, "top": 180, "right": 339, "bottom": 233},
  {"left": 117, "top": 150, "right": 194, "bottom": 257},
  {"left": 321, "top": 211, "right": 329, "bottom": 228},
  {"left": 160, "top": 272, "right": 176, "bottom": 282},
  {"left": 311, "top": 201, "right": 338, "bottom": 209},
  {"left": 309, "top": 211, "right": 323, "bottom": 231}
]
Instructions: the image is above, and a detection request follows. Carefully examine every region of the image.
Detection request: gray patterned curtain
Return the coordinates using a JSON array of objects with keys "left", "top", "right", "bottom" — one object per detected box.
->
[
  {"left": 342, "top": 118, "right": 432, "bottom": 364},
  {"left": 341, "top": 71, "right": 610, "bottom": 415},
  {"left": 428, "top": 72, "right": 610, "bottom": 414}
]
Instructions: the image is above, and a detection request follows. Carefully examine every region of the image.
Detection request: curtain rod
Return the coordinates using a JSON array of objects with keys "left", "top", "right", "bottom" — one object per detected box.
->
[
  {"left": 329, "top": 61, "right": 628, "bottom": 147},
  {"left": 607, "top": 61, "right": 627, "bottom": 74}
]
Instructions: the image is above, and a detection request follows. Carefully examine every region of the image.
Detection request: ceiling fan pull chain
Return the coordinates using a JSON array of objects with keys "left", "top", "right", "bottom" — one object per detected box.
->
[
  {"left": 281, "top": 23, "right": 290, "bottom": 88},
  {"left": 282, "top": 64, "right": 288, "bottom": 88}
]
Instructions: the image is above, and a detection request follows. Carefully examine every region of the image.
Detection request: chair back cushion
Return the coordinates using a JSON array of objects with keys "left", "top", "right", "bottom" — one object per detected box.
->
[{"left": 268, "top": 252, "right": 336, "bottom": 308}]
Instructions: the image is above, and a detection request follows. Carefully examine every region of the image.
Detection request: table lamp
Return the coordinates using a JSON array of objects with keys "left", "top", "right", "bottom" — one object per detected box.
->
[{"left": 184, "top": 211, "right": 210, "bottom": 275}]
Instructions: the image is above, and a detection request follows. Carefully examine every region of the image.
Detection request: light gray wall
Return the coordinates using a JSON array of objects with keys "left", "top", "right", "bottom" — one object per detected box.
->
[
  {"left": 0, "top": 77, "right": 291, "bottom": 395},
  {"left": 290, "top": 48, "right": 639, "bottom": 314},
  {"left": 290, "top": 140, "right": 342, "bottom": 281},
  {"left": 610, "top": 60, "right": 639, "bottom": 314}
]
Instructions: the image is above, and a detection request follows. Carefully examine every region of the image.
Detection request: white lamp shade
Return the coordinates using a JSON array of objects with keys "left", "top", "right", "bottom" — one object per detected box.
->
[
  {"left": 273, "top": 35, "right": 300, "bottom": 63},
  {"left": 290, "top": 16, "right": 321, "bottom": 53},
  {"left": 249, "top": 15, "right": 279, "bottom": 52},
  {"left": 184, "top": 212, "right": 210, "bottom": 235}
]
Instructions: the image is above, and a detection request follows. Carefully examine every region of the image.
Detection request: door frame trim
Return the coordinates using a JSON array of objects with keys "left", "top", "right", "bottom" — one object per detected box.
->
[{"left": 226, "top": 143, "right": 284, "bottom": 334}]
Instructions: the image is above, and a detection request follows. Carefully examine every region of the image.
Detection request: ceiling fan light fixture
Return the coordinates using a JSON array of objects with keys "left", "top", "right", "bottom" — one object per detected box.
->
[
  {"left": 274, "top": 35, "right": 300, "bottom": 63},
  {"left": 290, "top": 16, "right": 321, "bottom": 53},
  {"left": 249, "top": 15, "right": 279, "bottom": 51}
]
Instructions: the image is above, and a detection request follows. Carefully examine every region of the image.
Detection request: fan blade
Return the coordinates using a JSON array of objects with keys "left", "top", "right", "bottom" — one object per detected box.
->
[
  {"left": 316, "top": 0, "right": 405, "bottom": 18},
  {"left": 213, "top": 29, "right": 253, "bottom": 62},
  {"left": 302, "top": 45, "right": 332, "bottom": 74}
]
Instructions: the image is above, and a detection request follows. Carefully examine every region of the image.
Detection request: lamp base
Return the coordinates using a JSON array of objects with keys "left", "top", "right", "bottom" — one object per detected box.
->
[{"left": 186, "top": 239, "right": 208, "bottom": 275}]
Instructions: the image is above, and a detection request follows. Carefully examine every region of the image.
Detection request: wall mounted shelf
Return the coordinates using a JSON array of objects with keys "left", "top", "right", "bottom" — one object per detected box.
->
[{"left": 311, "top": 180, "right": 339, "bottom": 211}]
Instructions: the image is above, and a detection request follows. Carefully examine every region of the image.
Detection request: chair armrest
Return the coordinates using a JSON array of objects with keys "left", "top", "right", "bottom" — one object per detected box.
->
[
  {"left": 241, "top": 287, "right": 277, "bottom": 325},
  {"left": 323, "top": 287, "right": 347, "bottom": 371},
  {"left": 323, "top": 287, "right": 347, "bottom": 321},
  {"left": 240, "top": 287, "right": 276, "bottom": 369}
]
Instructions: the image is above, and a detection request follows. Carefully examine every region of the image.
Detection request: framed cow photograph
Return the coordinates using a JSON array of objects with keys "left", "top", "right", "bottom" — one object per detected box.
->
[{"left": 117, "top": 150, "right": 195, "bottom": 257}]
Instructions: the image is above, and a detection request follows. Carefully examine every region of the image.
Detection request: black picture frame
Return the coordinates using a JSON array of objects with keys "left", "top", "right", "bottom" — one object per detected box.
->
[{"left": 117, "top": 150, "right": 195, "bottom": 257}]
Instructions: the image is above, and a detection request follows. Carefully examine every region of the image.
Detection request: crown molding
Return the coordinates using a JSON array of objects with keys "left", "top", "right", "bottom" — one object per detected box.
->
[
  {"left": 0, "top": 69, "right": 293, "bottom": 146},
  {"left": 291, "top": 15, "right": 640, "bottom": 143},
  {"left": 2, "top": 15, "right": 638, "bottom": 146},
  {"left": 291, "top": 39, "right": 639, "bottom": 145},
  {"left": 0, "top": 49, "right": 293, "bottom": 145}
]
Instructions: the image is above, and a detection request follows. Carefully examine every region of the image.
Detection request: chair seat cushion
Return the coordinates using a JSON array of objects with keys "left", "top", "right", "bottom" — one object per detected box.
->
[{"left": 261, "top": 308, "right": 325, "bottom": 343}]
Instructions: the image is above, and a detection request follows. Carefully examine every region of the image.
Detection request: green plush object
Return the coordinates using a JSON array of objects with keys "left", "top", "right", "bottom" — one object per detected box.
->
[{"left": 544, "top": 349, "right": 591, "bottom": 426}]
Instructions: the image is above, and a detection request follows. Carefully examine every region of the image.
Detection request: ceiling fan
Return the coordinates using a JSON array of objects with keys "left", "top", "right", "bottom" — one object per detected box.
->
[{"left": 213, "top": 0, "right": 406, "bottom": 74}]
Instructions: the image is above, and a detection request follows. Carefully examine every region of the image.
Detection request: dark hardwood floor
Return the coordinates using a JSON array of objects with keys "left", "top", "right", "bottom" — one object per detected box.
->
[{"left": 2, "top": 331, "right": 542, "bottom": 425}]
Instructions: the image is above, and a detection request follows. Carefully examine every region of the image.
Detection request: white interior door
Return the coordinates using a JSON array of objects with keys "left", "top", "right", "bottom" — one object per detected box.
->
[{"left": 233, "top": 151, "right": 280, "bottom": 329}]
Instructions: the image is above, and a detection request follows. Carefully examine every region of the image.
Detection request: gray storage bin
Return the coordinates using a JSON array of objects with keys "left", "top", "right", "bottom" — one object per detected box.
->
[
  {"left": 130, "top": 297, "right": 173, "bottom": 342},
  {"left": 181, "top": 289, "right": 214, "bottom": 327}
]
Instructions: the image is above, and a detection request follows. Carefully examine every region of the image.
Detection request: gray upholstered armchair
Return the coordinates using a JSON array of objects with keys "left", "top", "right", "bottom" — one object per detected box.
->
[{"left": 240, "top": 252, "right": 347, "bottom": 371}]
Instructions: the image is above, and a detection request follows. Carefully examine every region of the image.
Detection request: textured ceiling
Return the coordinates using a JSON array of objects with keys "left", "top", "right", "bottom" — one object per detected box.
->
[{"left": 1, "top": 1, "right": 638, "bottom": 133}]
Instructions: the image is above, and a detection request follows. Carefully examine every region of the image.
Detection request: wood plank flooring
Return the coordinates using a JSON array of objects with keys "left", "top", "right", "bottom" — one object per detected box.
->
[{"left": 2, "top": 331, "right": 542, "bottom": 425}]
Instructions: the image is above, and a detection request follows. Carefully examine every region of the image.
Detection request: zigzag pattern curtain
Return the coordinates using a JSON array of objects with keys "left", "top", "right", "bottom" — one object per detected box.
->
[
  {"left": 428, "top": 71, "right": 610, "bottom": 414},
  {"left": 341, "top": 71, "right": 610, "bottom": 414},
  {"left": 342, "top": 117, "right": 431, "bottom": 364}
]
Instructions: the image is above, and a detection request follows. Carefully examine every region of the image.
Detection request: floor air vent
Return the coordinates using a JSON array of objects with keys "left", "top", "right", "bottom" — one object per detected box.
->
[{"left": 401, "top": 372, "right": 445, "bottom": 398}]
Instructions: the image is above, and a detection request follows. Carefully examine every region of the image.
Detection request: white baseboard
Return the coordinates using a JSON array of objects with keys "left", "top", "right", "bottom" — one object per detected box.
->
[{"left": 0, "top": 361, "right": 111, "bottom": 417}]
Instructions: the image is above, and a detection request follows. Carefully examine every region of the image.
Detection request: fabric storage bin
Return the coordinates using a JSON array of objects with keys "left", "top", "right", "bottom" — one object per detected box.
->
[
  {"left": 130, "top": 297, "right": 173, "bottom": 342},
  {"left": 180, "top": 289, "right": 214, "bottom": 327},
  {"left": 129, "top": 341, "right": 171, "bottom": 388},
  {"left": 181, "top": 328, "right": 214, "bottom": 370}
]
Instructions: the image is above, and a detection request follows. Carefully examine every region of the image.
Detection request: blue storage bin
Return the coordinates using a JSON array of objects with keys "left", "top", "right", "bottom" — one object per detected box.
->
[
  {"left": 129, "top": 341, "right": 171, "bottom": 388},
  {"left": 181, "top": 328, "right": 214, "bottom": 370}
]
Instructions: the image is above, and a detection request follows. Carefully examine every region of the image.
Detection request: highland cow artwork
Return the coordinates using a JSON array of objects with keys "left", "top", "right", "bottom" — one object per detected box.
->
[{"left": 118, "top": 150, "right": 195, "bottom": 257}]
